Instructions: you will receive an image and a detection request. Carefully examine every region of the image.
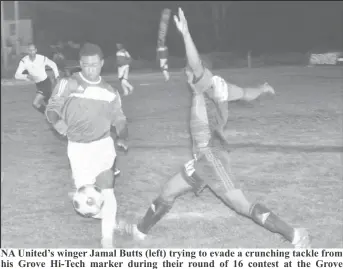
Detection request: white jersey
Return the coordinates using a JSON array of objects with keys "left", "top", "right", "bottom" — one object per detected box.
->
[{"left": 15, "top": 54, "right": 59, "bottom": 83}]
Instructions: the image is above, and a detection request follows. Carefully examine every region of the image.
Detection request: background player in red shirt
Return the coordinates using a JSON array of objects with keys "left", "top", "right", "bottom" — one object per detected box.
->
[
  {"left": 46, "top": 43, "right": 128, "bottom": 248},
  {"left": 119, "top": 8, "right": 311, "bottom": 248},
  {"left": 116, "top": 43, "right": 134, "bottom": 96}
]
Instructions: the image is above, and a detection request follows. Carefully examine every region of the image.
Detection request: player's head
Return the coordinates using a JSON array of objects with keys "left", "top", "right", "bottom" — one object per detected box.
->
[
  {"left": 27, "top": 43, "right": 37, "bottom": 58},
  {"left": 116, "top": 43, "right": 123, "bottom": 50},
  {"left": 79, "top": 43, "right": 104, "bottom": 81}
]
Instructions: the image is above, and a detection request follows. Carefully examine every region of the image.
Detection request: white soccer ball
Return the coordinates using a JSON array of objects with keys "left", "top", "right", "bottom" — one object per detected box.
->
[{"left": 72, "top": 184, "right": 104, "bottom": 218}]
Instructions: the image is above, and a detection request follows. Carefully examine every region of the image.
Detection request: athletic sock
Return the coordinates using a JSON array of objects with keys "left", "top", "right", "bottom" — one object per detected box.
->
[
  {"left": 137, "top": 197, "right": 173, "bottom": 234},
  {"left": 249, "top": 203, "right": 294, "bottom": 242}
]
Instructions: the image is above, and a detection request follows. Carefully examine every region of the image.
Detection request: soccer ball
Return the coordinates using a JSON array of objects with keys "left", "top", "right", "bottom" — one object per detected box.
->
[{"left": 72, "top": 184, "right": 104, "bottom": 218}]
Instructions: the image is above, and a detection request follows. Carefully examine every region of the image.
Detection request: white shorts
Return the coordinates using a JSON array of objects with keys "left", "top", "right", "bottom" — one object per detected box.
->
[
  {"left": 67, "top": 136, "right": 116, "bottom": 189},
  {"left": 160, "top": 58, "right": 168, "bottom": 69},
  {"left": 118, "top": 65, "right": 130, "bottom": 80}
]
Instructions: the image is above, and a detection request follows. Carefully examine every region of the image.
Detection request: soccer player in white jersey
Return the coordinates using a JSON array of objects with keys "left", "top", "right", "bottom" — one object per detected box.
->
[
  {"left": 15, "top": 43, "right": 60, "bottom": 114},
  {"left": 119, "top": 8, "right": 311, "bottom": 248},
  {"left": 157, "top": 41, "right": 170, "bottom": 81},
  {"left": 116, "top": 43, "right": 134, "bottom": 96},
  {"left": 46, "top": 43, "right": 128, "bottom": 248}
]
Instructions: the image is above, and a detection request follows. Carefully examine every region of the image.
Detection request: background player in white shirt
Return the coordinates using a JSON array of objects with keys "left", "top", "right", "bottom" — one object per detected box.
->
[
  {"left": 116, "top": 43, "right": 134, "bottom": 96},
  {"left": 46, "top": 43, "right": 128, "bottom": 248},
  {"left": 15, "top": 43, "right": 60, "bottom": 114}
]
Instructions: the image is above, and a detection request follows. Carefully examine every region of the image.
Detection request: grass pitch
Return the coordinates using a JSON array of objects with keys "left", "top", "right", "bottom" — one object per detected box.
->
[{"left": 1, "top": 66, "right": 342, "bottom": 248}]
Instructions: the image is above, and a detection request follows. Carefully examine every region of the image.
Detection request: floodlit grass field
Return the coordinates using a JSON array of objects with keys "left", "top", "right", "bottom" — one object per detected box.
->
[{"left": 1, "top": 66, "right": 342, "bottom": 248}]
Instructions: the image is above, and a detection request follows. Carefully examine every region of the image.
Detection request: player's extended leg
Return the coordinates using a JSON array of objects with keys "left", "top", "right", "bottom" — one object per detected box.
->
[
  {"left": 122, "top": 65, "right": 134, "bottom": 94},
  {"left": 196, "top": 148, "right": 310, "bottom": 248},
  {"left": 119, "top": 170, "right": 194, "bottom": 240},
  {"left": 238, "top": 82, "right": 274, "bottom": 102},
  {"left": 68, "top": 136, "right": 118, "bottom": 248},
  {"left": 33, "top": 77, "right": 53, "bottom": 114},
  {"left": 118, "top": 66, "right": 129, "bottom": 96},
  {"left": 95, "top": 169, "right": 117, "bottom": 248}
]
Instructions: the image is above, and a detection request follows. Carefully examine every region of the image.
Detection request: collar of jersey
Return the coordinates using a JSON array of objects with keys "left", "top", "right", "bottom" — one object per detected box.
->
[{"left": 79, "top": 72, "right": 101, "bottom": 84}]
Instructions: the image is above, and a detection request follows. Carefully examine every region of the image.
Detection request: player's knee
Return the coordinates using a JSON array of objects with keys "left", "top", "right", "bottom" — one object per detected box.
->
[
  {"left": 222, "top": 189, "right": 251, "bottom": 216},
  {"left": 159, "top": 187, "right": 177, "bottom": 204},
  {"left": 249, "top": 202, "right": 271, "bottom": 225},
  {"left": 96, "top": 169, "right": 114, "bottom": 190},
  {"left": 153, "top": 195, "right": 174, "bottom": 211},
  {"left": 160, "top": 172, "right": 194, "bottom": 202}
]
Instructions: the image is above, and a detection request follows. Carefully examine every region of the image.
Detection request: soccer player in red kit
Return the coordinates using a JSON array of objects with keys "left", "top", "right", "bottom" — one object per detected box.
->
[
  {"left": 119, "top": 8, "right": 311, "bottom": 248},
  {"left": 116, "top": 43, "right": 134, "bottom": 96},
  {"left": 46, "top": 43, "right": 128, "bottom": 248},
  {"left": 15, "top": 43, "right": 60, "bottom": 114}
]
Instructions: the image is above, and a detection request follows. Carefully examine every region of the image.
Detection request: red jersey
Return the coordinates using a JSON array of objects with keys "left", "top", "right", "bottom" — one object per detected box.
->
[
  {"left": 46, "top": 72, "right": 127, "bottom": 143},
  {"left": 116, "top": 49, "right": 131, "bottom": 67},
  {"left": 188, "top": 68, "right": 232, "bottom": 153}
]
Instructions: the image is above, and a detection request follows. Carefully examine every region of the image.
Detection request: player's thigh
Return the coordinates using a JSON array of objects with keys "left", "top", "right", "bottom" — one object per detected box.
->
[
  {"left": 42, "top": 78, "right": 53, "bottom": 97},
  {"left": 67, "top": 142, "right": 96, "bottom": 188},
  {"left": 160, "top": 59, "right": 167, "bottom": 68},
  {"left": 195, "top": 148, "right": 236, "bottom": 197},
  {"left": 87, "top": 137, "right": 116, "bottom": 182},
  {"left": 123, "top": 65, "right": 129, "bottom": 79},
  {"left": 160, "top": 171, "right": 193, "bottom": 201},
  {"left": 67, "top": 137, "right": 115, "bottom": 188},
  {"left": 195, "top": 149, "right": 251, "bottom": 215},
  {"left": 118, "top": 66, "right": 125, "bottom": 79}
]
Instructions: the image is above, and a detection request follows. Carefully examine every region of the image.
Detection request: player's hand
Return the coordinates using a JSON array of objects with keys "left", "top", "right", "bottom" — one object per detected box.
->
[
  {"left": 174, "top": 7, "right": 189, "bottom": 36},
  {"left": 116, "top": 139, "right": 128, "bottom": 152},
  {"left": 53, "top": 120, "right": 68, "bottom": 136}
]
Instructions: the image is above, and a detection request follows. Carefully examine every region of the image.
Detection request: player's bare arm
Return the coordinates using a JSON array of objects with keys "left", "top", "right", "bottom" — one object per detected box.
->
[{"left": 174, "top": 8, "right": 203, "bottom": 79}]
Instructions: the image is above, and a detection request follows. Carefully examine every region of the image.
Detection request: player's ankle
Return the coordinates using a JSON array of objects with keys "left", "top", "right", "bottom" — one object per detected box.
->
[{"left": 134, "top": 225, "right": 147, "bottom": 240}]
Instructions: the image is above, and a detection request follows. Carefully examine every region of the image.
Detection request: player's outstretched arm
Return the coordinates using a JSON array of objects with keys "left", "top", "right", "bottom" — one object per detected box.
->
[{"left": 174, "top": 8, "right": 203, "bottom": 79}]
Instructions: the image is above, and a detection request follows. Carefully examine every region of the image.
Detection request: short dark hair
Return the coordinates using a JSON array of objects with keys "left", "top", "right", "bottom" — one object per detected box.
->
[
  {"left": 79, "top": 43, "right": 103, "bottom": 59},
  {"left": 27, "top": 42, "right": 36, "bottom": 48}
]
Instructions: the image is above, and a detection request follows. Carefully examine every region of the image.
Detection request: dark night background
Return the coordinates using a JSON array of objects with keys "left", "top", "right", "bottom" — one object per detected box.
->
[{"left": 3, "top": 1, "right": 343, "bottom": 59}]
